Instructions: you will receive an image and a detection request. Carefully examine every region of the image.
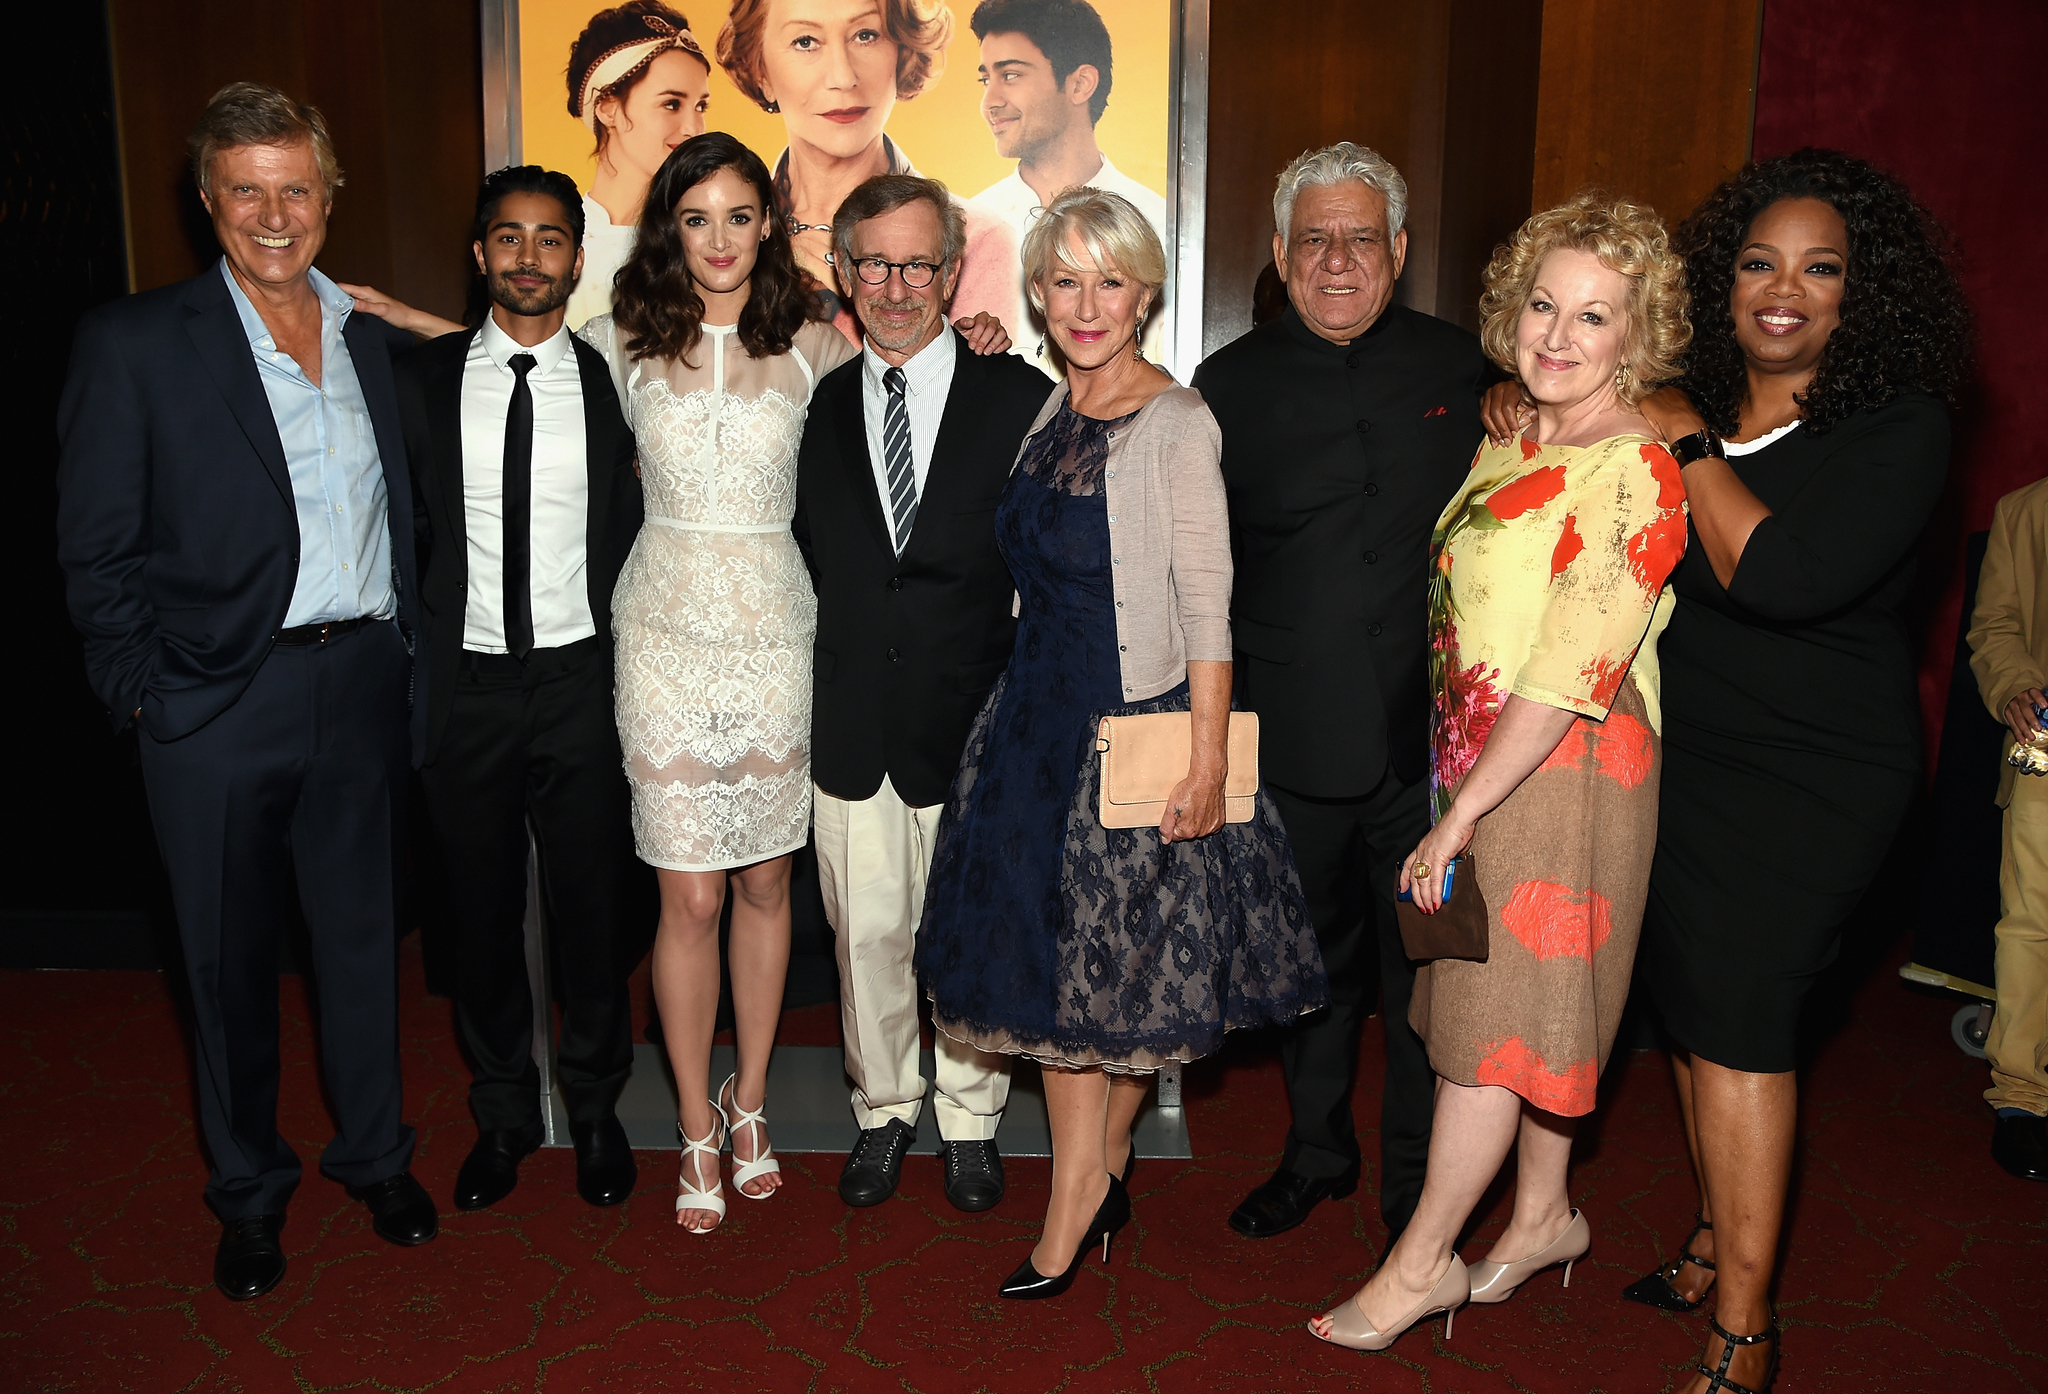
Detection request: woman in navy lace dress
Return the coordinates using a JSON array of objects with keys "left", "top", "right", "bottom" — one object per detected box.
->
[{"left": 916, "top": 189, "right": 1325, "bottom": 1300}]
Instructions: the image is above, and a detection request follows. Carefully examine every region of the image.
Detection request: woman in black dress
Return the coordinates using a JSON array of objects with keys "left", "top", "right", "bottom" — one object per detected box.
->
[{"left": 1606, "top": 151, "right": 1969, "bottom": 1394}]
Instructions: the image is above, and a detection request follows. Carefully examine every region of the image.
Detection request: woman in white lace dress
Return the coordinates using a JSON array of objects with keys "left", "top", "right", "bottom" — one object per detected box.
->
[{"left": 580, "top": 133, "right": 852, "bottom": 1232}]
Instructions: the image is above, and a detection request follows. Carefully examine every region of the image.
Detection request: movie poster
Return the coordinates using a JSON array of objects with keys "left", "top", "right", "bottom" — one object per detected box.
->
[{"left": 497, "top": 0, "right": 1178, "bottom": 374}]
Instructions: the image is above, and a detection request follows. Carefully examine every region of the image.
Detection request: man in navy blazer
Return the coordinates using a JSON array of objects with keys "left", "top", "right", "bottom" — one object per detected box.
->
[{"left": 54, "top": 83, "right": 436, "bottom": 1302}]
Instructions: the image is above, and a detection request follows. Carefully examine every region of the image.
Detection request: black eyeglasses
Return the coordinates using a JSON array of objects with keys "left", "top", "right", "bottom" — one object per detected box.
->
[{"left": 850, "top": 256, "right": 941, "bottom": 288}]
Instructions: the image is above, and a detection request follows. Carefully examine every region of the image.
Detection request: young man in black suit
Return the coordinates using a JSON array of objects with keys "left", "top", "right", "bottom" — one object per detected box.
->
[
  {"left": 793, "top": 175, "right": 1054, "bottom": 1211},
  {"left": 55, "top": 84, "right": 436, "bottom": 1301},
  {"left": 391, "top": 166, "right": 647, "bottom": 1215},
  {"left": 1191, "top": 143, "right": 1490, "bottom": 1247}
]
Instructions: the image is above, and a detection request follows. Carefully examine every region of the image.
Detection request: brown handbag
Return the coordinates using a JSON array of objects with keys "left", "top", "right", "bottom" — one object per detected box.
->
[
  {"left": 1096, "top": 711, "right": 1260, "bottom": 829},
  {"left": 1395, "top": 855, "right": 1490, "bottom": 962}
]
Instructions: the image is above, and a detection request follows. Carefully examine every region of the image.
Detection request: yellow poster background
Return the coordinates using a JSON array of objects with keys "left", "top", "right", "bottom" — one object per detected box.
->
[{"left": 515, "top": 0, "right": 1170, "bottom": 209}]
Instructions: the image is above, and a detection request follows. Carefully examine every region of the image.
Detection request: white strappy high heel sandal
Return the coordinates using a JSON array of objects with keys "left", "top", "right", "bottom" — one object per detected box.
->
[
  {"left": 717, "top": 1073, "right": 781, "bottom": 1200},
  {"left": 675, "top": 1117, "right": 727, "bottom": 1232}
]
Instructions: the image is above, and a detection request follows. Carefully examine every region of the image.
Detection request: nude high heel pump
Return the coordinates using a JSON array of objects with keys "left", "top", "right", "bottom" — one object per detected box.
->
[
  {"left": 1466, "top": 1208, "right": 1591, "bottom": 1304},
  {"left": 1309, "top": 1254, "right": 1470, "bottom": 1350}
]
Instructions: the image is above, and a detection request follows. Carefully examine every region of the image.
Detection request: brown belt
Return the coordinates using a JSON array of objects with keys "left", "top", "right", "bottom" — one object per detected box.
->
[{"left": 274, "top": 616, "right": 376, "bottom": 646}]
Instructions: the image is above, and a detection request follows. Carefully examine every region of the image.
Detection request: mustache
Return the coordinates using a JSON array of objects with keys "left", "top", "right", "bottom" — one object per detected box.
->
[{"left": 493, "top": 266, "right": 559, "bottom": 289}]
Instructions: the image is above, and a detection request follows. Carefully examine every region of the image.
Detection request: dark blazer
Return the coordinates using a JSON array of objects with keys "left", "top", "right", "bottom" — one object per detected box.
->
[
  {"left": 1192, "top": 303, "right": 1488, "bottom": 798},
  {"left": 392, "top": 323, "right": 643, "bottom": 762},
  {"left": 793, "top": 332, "right": 1055, "bottom": 807},
  {"left": 54, "top": 260, "right": 423, "bottom": 757}
]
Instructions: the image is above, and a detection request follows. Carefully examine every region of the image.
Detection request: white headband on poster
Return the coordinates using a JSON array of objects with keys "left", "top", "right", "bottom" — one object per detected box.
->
[{"left": 576, "top": 18, "right": 706, "bottom": 133}]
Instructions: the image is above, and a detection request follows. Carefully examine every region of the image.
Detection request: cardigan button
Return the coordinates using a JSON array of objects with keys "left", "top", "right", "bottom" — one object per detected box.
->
[
  {"left": 1119, "top": 645, "right": 1127, "bottom": 652},
  {"left": 887, "top": 647, "right": 900, "bottom": 662},
  {"left": 1108, "top": 513, "right": 1117, "bottom": 522},
  {"left": 1106, "top": 469, "right": 1115, "bottom": 479},
  {"left": 888, "top": 577, "right": 903, "bottom": 590},
  {"left": 1368, "top": 624, "right": 1383, "bottom": 637},
  {"left": 1364, "top": 483, "right": 1379, "bottom": 496},
  {"left": 1364, "top": 551, "right": 1378, "bottom": 563}
]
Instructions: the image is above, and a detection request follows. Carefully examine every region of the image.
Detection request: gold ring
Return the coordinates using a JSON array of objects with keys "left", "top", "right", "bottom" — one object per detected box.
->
[{"left": 1413, "top": 861, "right": 1431, "bottom": 879}]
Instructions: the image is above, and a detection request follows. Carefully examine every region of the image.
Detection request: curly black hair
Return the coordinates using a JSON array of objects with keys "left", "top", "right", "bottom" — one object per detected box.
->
[{"left": 1674, "top": 147, "right": 1971, "bottom": 436}]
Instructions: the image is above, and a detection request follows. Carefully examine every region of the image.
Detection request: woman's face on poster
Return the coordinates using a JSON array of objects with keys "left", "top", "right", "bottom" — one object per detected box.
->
[
  {"left": 597, "top": 49, "right": 713, "bottom": 181},
  {"left": 757, "top": 0, "right": 901, "bottom": 160}
]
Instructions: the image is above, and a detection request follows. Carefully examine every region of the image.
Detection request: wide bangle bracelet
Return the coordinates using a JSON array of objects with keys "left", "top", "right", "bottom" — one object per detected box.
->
[{"left": 1671, "top": 430, "right": 1726, "bottom": 465}]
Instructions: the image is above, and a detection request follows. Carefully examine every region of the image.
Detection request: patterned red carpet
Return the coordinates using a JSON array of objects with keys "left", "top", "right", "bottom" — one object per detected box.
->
[{"left": 3, "top": 932, "right": 2042, "bottom": 1393}]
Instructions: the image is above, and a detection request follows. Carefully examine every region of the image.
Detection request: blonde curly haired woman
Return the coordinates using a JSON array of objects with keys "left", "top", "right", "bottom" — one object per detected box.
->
[{"left": 1310, "top": 192, "right": 1692, "bottom": 1351}]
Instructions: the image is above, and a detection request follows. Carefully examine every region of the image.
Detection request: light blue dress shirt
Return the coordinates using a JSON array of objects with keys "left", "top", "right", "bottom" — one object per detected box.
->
[{"left": 221, "top": 259, "right": 395, "bottom": 626}]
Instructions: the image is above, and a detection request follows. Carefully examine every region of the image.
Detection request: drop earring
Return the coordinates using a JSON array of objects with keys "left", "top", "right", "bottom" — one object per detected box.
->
[{"left": 1035, "top": 338, "right": 1045, "bottom": 360}]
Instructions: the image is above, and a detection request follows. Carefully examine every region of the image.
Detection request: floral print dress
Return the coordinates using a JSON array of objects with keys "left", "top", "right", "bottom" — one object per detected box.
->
[{"left": 1406, "top": 432, "right": 1686, "bottom": 1116}]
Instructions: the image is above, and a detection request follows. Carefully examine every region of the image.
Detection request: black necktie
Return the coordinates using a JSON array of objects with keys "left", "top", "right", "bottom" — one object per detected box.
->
[{"left": 503, "top": 352, "right": 536, "bottom": 659}]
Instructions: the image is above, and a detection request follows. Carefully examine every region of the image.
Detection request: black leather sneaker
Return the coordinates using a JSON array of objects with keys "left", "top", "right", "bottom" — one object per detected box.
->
[
  {"left": 839, "top": 1118, "right": 918, "bottom": 1206},
  {"left": 941, "top": 1138, "right": 1006, "bottom": 1212}
]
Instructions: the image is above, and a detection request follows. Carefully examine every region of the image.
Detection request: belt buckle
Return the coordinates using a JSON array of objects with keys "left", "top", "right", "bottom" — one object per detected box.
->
[{"left": 316, "top": 621, "right": 332, "bottom": 644}]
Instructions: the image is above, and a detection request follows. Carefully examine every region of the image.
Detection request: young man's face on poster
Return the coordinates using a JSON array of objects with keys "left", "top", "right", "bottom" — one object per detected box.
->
[{"left": 977, "top": 30, "right": 1096, "bottom": 163}]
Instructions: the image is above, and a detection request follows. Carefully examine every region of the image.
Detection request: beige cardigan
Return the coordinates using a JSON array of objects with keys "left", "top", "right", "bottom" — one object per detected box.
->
[
  {"left": 1013, "top": 381, "right": 1232, "bottom": 702},
  {"left": 1968, "top": 475, "right": 2048, "bottom": 806}
]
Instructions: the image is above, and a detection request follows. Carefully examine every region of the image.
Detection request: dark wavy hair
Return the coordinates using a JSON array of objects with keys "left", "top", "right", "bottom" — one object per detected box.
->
[
  {"left": 612, "top": 132, "right": 815, "bottom": 364},
  {"left": 471, "top": 165, "right": 585, "bottom": 247},
  {"left": 1674, "top": 147, "right": 1970, "bottom": 436}
]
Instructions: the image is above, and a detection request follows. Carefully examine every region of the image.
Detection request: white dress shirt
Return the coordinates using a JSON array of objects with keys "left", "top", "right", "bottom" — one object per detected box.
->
[
  {"left": 860, "top": 329, "right": 957, "bottom": 552},
  {"left": 967, "top": 154, "right": 1171, "bottom": 372},
  {"left": 459, "top": 315, "right": 595, "bottom": 652}
]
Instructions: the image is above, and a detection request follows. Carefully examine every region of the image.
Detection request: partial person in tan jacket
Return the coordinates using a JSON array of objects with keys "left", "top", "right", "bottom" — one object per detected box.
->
[{"left": 1967, "top": 474, "right": 2048, "bottom": 1183}]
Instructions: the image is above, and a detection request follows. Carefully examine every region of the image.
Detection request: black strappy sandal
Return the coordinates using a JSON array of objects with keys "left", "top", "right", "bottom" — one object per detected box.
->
[
  {"left": 1695, "top": 1315, "right": 1778, "bottom": 1393},
  {"left": 1621, "top": 1213, "right": 1716, "bottom": 1311}
]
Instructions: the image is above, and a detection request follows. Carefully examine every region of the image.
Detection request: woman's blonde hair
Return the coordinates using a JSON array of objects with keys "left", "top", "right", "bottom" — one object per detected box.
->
[
  {"left": 718, "top": 0, "right": 953, "bottom": 111},
  {"left": 1021, "top": 186, "right": 1167, "bottom": 315},
  {"left": 1478, "top": 191, "right": 1690, "bottom": 406}
]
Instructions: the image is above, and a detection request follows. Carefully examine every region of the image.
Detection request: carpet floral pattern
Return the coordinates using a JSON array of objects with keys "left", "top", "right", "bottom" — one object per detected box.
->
[{"left": 2, "top": 936, "right": 2042, "bottom": 1392}]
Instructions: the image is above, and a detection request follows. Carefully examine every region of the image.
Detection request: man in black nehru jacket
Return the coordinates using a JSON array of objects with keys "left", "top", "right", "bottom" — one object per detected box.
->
[{"left": 1192, "top": 142, "right": 1488, "bottom": 1246}]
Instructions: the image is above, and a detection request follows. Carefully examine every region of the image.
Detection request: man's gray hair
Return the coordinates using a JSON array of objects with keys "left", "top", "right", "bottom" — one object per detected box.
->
[
  {"left": 1272, "top": 142, "right": 1407, "bottom": 244},
  {"left": 188, "top": 81, "right": 345, "bottom": 198},
  {"left": 831, "top": 174, "right": 968, "bottom": 278}
]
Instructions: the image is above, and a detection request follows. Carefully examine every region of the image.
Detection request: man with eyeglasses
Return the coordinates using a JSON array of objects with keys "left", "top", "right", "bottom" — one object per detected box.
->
[{"left": 793, "top": 174, "right": 1053, "bottom": 1212}]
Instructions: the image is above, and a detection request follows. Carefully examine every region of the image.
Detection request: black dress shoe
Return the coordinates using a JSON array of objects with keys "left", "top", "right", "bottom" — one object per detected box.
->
[
  {"left": 1993, "top": 1112, "right": 2048, "bottom": 1181},
  {"left": 1227, "top": 1165, "right": 1359, "bottom": 1238},
  {"left": 941, "top": 1138, "right": 1006, "bottom": 1211},
  {"left": 839, "top": 1118, "right": 917, "bottom": 1206},
  {"left": 571, "top": 1114, "right": 638, "bottom": 1207},
  {"left": 214, "top": 1214, "right": 286, "bottom": 1301},
  {"left": 348, "top": 1171, "right": 439, "bottom": 1246},
  {"left": 454, "top": 1130, "right": 541, "bottom": 1211}
]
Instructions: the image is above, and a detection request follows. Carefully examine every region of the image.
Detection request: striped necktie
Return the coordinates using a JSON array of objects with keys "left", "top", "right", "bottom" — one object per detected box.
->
[{"left": 882, "top": 365, "right": 918, "bottom": 553}]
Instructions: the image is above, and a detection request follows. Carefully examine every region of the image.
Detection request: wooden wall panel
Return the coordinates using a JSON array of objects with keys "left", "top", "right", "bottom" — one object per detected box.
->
[
  {"left": 107, "top": 0, "right": 481, "bottom": 321},
  {"left": 1530, "top": 0, "right": 1761, "bottom": 226},
  {"left": 1199, "top": 0, "right": 1542, "bottom": 354}
]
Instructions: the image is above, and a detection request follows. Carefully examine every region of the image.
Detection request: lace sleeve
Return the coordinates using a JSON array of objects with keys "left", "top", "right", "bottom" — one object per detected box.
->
[
  {"left": 577, "top": 313, "right": 632, "bottom": 418},
  {"left": 799, "top": 318, "right": 860, "bottom": 378}
]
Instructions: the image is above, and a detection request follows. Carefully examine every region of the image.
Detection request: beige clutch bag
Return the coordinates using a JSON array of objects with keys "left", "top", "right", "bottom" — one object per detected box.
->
[{"left": 1096, "top": 711, "right": 1260, "bottom": 829}]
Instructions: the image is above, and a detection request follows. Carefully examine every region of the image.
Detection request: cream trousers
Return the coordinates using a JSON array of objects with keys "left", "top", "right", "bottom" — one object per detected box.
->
[
  {"left": 1991, "top": 768, "right": 2048, "bottom": 1115},
  {"left": 813, "top": 776, "right": 1011, "bottom": 1140}
]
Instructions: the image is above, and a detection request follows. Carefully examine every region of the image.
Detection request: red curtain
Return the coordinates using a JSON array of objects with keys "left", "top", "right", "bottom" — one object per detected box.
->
[{"left": 1752, "top": 0, "right": 2048, "bottom": 765}]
